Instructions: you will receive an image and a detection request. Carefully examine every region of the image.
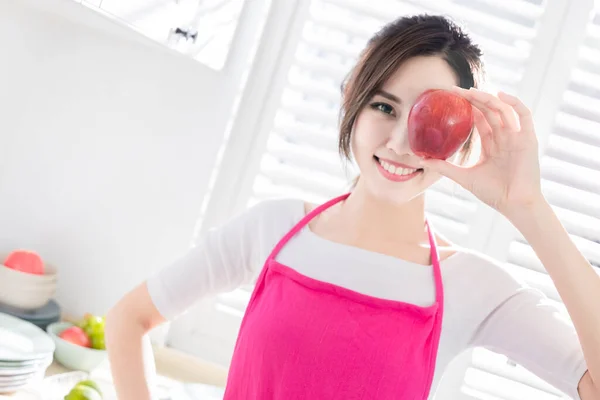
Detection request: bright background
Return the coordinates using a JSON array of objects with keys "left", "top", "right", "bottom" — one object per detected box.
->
[{"left": 2, "top": 0, "right": 599, "bottom": 398}]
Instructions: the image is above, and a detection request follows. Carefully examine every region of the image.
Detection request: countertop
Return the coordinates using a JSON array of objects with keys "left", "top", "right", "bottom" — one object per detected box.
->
[{"left": 5, "top": 346, "right": 228, "bottom": 399}]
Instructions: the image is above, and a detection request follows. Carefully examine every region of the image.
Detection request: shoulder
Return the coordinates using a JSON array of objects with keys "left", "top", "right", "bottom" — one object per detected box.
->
[
  {"left": 208, "top": 197, "right": 307, "bottom": 249},
  {"left": 446, "top": 248, "right": 521, "bottom": 281},
  {"left": 241, "top": 197, "right": 306, "bottom": 230},
  {"left": 443, "top": 248, "right": 531, "bottom": 306}
]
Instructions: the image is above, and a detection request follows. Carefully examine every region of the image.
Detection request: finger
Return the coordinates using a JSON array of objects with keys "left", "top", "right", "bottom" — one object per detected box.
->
[
  {"left": 473, "top": 90, "right": 519, "bottom": 132},
  {"left": 469, "top": 98, "right": 504, "bottom": 131},
  {"left": 418, "top": 158, "right": 470, "bottom": 188},
  {"left": 451, "top": 87, "right": 503, "bottom": 130},
  {"left": 455, "top": 87, "right": 519, "bottom": 131},
  {"left": 498, "top": 91, "right": 534, "bottom": 132}
]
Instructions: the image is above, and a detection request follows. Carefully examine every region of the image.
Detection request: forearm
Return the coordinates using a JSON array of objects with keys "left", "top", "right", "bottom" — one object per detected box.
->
[
  {"left": 105, "top": 310, "right": 155, "bottom": 400},
  {"left": 508, "top": 198, "right": 600, "bottom": 389}
]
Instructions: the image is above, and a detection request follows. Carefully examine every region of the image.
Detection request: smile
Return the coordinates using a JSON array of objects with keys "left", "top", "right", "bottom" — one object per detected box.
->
[{"left": 374, "top": 156, "right": 423, "bottom": 182}]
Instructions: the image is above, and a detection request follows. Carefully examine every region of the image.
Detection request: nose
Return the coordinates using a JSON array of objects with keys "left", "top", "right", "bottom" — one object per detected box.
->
[{"left": 385, "top": 114, "right": 414, "bottom": 156}]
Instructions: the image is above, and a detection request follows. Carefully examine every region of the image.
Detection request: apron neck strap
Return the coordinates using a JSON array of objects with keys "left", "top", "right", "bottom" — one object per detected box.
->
[
  {"left": 267, "top": 193, "right": 350, "bottom": 260},
  {"left": 425, "top": 220, "right": 444, "bottom": 305},
  {"left": 268, "top": 193, "right": 444, "bottom": 305}
]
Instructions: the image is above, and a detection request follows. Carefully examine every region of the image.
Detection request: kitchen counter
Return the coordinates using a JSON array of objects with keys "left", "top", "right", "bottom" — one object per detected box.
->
[{"left": 6, "top": 346, "right": 228, "bottom": 399}]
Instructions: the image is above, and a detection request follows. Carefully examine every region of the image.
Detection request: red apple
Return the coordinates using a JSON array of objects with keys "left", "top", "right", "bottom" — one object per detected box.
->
[
  {"left": 59, "top": 326, "right": 91, "bottom": 348},
  {"left": 4, "top": 250, "right": 45, "bottom": 275},
  {"left": 407, "top": 89, "right": 474, "bottom": 160}
]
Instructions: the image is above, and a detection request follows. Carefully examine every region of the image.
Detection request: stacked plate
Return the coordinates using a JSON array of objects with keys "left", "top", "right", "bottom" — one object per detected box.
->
[{"left": 0, "top": 312, "right": 55, "bottom": 394}]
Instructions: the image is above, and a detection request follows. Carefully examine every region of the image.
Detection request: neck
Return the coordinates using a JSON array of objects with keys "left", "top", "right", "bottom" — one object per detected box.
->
[{"left": 339, "top": 180, "right": 428, "bottom": 245}]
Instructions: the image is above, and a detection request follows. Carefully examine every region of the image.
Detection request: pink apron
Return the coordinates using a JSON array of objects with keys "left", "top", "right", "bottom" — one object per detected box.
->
[{"left": 224, "top": 193, "right": 444, "bottom": 399}]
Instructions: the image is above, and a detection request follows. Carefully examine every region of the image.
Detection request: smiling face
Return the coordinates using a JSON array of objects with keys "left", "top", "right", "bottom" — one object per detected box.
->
[{"left": 351, "top": 55, "right": 463, "bottom": 204}]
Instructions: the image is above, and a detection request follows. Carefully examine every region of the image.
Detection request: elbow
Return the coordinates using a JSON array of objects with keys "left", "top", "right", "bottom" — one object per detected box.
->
[
  {"left": 104, "top": 300, "right": 145, "bottom": 345},
  {"left": 105, "top": 283, "right": 162, "bottom": 341}
]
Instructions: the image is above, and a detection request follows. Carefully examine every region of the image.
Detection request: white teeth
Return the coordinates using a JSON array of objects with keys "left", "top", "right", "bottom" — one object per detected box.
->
[
  {"left": 378, "top": 159, "right": 417, "bottom": 176},
  {"left": 398, "top": 168, "right": 417, "bottom": 176},
  {"left": 381, "top": 161, "right": 391, "bottom": 172}
]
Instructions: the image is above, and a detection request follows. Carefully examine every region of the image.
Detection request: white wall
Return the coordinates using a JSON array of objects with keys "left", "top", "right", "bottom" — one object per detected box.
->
[{"left": 0, "top": 0, "right": 237, "bottom": 317}]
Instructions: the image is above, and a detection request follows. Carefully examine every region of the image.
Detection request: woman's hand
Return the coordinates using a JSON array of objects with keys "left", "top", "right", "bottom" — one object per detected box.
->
[
  {"left": 419, "top": 87, "right": 544, "bottom": 218},
  {"left": 425, "top": 89, "right": 600, "bottom": 400}
]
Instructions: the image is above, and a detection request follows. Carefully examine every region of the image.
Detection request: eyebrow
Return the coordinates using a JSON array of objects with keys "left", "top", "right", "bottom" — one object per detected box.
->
[{"left": 374, "top": 90, "right": 401, "bottom": 104}]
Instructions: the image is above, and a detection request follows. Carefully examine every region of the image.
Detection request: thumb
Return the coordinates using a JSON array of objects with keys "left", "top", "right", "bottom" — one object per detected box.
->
[{"left": 419, "top": 158, "right": 469, "bottom": 186}]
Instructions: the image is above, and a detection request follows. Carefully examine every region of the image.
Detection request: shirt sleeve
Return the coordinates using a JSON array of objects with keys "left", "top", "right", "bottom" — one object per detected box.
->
[
  {"left": 146, "top": 200, "right": 287, "bottom": 320},
  {"left": 468, "top": 274, "right": 588, "bottom": 399}
]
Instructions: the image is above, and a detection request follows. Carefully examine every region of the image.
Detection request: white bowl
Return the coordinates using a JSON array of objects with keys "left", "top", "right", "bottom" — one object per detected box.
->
[
  {"left": 0, "top": 281, "right": 56, "bottom": 309},
  {"left": 0, "top": 265, "right": 57, "bottom": 310},
  {"left": 0, "top": 262, "right": 57, "bottom": 285},
  {"left": 46, "top": 323, "right": 107, "bottom": 372},
  {"left": 0, "top": 252, "right": 58, "bottom": 310}
]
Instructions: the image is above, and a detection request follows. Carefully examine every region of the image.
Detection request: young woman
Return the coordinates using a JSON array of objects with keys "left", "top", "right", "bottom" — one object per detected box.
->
[{"left": 105, "top": 14, "right": 600, "bottom": 400}]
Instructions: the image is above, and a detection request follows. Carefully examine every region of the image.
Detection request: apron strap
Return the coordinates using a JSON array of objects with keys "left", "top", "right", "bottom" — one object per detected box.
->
[
  {"left": 267, "top": 193, "right": 444, "bottom": 306},
  {"left": 267, "top": 193, "right": 350, "bottom": 261},
  {"left": 425, "top": 220, "right": 444, "bottom": 307}
]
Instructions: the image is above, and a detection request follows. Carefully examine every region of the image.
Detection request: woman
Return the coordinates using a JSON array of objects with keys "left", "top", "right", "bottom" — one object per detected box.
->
[{"left": 105, "top": 14, "right": 600, "bottom": 400}]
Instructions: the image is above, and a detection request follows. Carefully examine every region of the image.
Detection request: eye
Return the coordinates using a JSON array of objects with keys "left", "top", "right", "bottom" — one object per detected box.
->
[{"left": 370, "top": 102, "right": 395, "bottom": 116}]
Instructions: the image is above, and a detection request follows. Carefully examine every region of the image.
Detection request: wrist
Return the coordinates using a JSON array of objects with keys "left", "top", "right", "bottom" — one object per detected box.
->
[{"left": 502, "top": 193, "right": 552, "bottom": 232}]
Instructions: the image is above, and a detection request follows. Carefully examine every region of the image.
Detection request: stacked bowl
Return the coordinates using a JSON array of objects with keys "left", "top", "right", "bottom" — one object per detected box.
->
[{"left": 0, "top": 253, "right": 57, "bottom": 310}]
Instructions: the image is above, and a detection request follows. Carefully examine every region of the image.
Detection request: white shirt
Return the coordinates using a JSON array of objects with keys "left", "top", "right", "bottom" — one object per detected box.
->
[{"left": 147, "top": 198, "right": 587, "bottom": 399}]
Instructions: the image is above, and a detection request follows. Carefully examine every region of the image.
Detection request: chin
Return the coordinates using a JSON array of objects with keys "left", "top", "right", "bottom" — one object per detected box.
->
[{"left": 353, "top": 155, "right": 439, "bottom": 205}]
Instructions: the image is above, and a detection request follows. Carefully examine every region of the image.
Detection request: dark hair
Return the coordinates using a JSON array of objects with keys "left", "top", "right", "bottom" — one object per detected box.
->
[{"left": 339, "top": 14, "right": 484, "bottom": 165}]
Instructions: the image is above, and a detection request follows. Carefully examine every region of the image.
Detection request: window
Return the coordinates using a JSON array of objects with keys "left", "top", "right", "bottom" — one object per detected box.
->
[
  {"left": 463, "top": 3, "right": 599, "bottom": 398},
  {"left": 168, "top": 0, "right": 598, "bottom": 398},
  {"left": 72, "top": 0, "right": 247, "bottom": 70}
]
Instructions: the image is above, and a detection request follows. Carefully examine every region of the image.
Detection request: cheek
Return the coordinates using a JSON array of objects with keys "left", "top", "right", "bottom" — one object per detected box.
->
[{"left": 351, "top": 113, "right": 389, "bottom": 158}]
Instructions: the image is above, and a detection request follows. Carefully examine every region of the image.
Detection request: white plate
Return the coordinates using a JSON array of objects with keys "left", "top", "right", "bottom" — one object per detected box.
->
[
  {"left": 0, "top": 372, "right": 43, "bottom": 385},
  {"left": 0, "top": 355, "right": 52, "bottom": 368},
  {"left": 0, "top": 380, "right": 35, "bottom": 394},
  {"left": 0, "top": 357, "right": 51, "bottom": 377},
  {"left": 0, "top": 313, "right": 55, "bottom": 362},
  {"left": 0, "top": 370, "right": 37, "bottom": 382}
]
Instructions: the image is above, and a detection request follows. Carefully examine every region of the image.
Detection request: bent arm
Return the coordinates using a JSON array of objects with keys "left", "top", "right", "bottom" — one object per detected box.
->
[{"left": 105, "top": 282, "right": 165, "bottom": 400}]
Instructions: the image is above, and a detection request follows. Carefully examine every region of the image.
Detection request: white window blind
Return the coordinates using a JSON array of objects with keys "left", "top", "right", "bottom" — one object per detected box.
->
[
  {"left": 503, "top": 10, "right": 600, "bottom": 301},
  {"left": 246, "top": 0, "right": 548, "bottom": 247},
  {"left": 462, "top": 8, "right": 599, "bottom": 400},
  {"left": 224, "top": 0, "right": 549, "bottom": 318},
  {"left": 169, "top": 1, "right": 598, "bottom": 399}
]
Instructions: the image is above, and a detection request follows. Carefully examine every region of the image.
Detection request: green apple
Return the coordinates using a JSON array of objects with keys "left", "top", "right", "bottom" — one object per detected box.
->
[
  {"left": 90, "top": 333, "right": 106, "bottom": 350},
  {"left": 83, "top": 316, "right": 105, "bottom": 336},
  {"left": 64, "top": 385, "right": 102, "bottom": 400},
  {"left": 75, "top": 380, "right": 102, "bottom": 396}
]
